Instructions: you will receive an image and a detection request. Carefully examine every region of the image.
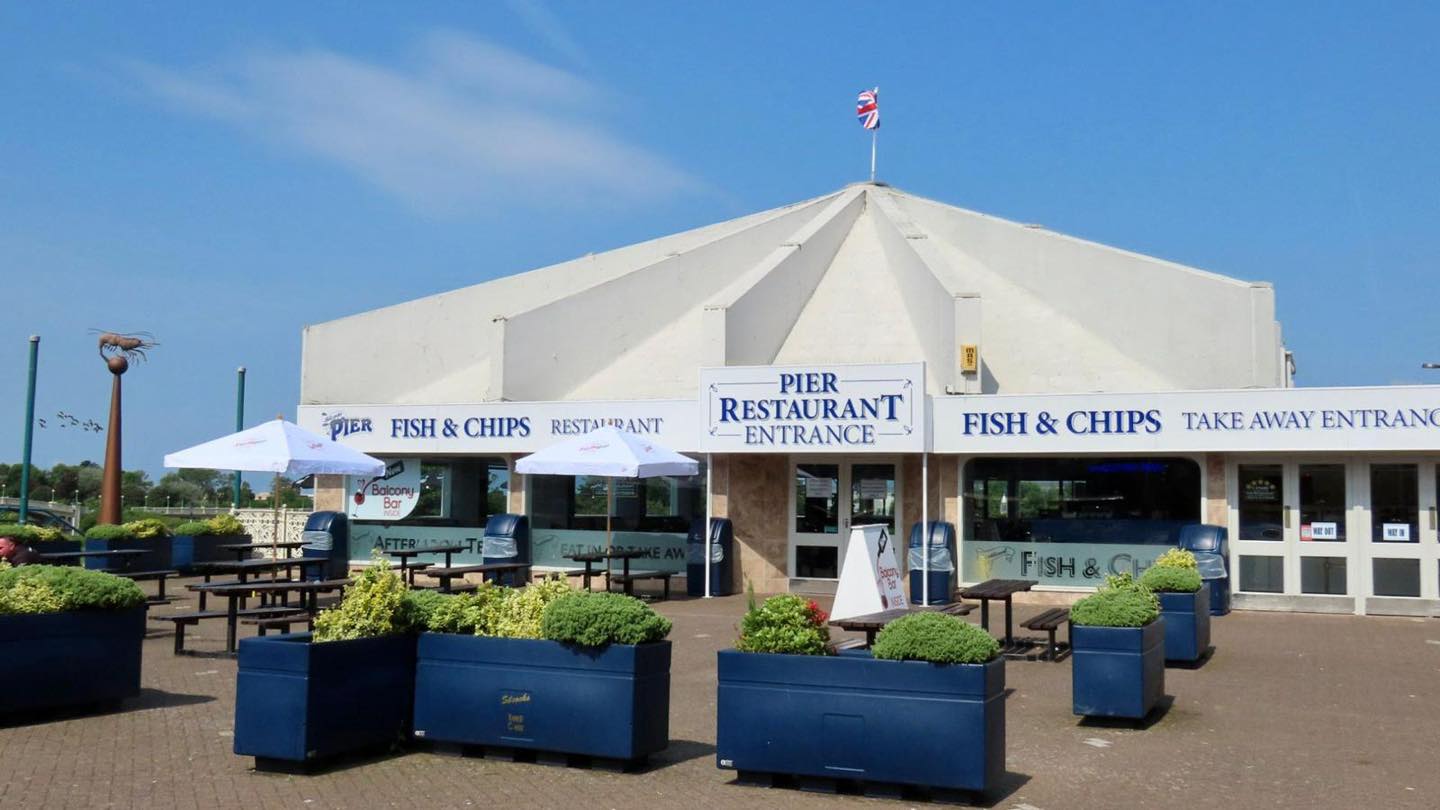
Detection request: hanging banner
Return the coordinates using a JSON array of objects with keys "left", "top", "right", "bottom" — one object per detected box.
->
[
  {"left": 348, "top": 458, "right": 422, "bottom": 521},
  {"left": 830, "top": 524, "right": 908, "bottom": 621}
]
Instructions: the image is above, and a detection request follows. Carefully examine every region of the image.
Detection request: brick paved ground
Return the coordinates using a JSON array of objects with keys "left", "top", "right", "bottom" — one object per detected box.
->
[{"left": 3, "top": 582, "right": 1439, "bottom": 809}]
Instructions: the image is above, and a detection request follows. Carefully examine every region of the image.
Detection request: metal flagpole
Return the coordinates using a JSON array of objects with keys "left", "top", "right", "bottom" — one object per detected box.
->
[
  {"left": 870, "top": 130, "right": 877, "bottom": 183},
  {"left": 703, "top": 453, "right": 713, "bottom": 598},
  {"left": 921, "top": 453, "right": 929, "bottom": 605}
]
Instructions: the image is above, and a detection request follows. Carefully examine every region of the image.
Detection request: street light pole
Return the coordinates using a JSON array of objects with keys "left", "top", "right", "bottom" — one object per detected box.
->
[{"left": 19, "top": 336, "right": 39, "bottom": 524}]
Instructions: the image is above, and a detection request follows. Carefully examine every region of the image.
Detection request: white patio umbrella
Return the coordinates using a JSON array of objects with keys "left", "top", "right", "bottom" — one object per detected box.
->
[
  {"left": 164, "top": 418, "right": 385, "bottom": 563},
  {"left": 515, "top": 426, "right": 699, "bottom": 560}
]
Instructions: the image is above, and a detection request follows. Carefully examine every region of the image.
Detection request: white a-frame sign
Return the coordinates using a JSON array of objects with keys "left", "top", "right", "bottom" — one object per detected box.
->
[{"left": 830, "top": 524, "right": 909, "bottom": 621}]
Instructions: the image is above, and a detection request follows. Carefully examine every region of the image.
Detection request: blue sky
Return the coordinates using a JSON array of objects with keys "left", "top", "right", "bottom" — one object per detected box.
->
[{"left": 3, "top": 2, "right": 1439, "bottom": 477}]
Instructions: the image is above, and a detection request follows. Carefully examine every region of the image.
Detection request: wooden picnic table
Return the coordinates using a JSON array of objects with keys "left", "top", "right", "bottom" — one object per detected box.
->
[
  {"left": 958, "top": 579, "right": 1038, "bottom": 648},
  {"left": 189, "top": 578, "right": 351, "bottom": 653},
  {"left": 197, "top": 557, "right": 326, "bottom": 579},
  {"left": 425, "top": 562, "right": 532, "bottom": 593},
  {"left": 387, "top": 545, "right": 469, "bottom": 583},
  {"left": 829, "top": 602, "right": 975, "bottom": 647},
  {"left": 38, "top": 549, "right": 148, "bottom": 572},
  {"left": 567, "top": 549, "right": 647, "bottom": 592},
  {"left": 217, "top": 540, "right": 307, "bottom": 560}
]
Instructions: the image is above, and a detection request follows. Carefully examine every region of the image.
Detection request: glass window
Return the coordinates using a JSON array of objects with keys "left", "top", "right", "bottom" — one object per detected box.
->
[
  {"left": 1372, "top": 558, "right": 1420, "bottom": 597},
  {"left": 795, "top": 546, "right": 838, "bottom": 578},
  {"left": 1239, "top": 555, "right": 1284, "bottom": 593},
  {"left": 795, "top": 464, "right": 840, "bottom": 534},
  {"left": 530, "top": 466, "right": 705, "bottom": 534},
  {"left": 1300, "top": 557, "right": 1346, "bottom": 595},
  {"left": 962, "top": 457, "right": 1200, "bottom": 545},
  {"left": 1370, "top": 464, "right": 1418, "bottom": 543},
  {"left": 413, "top": 463, "right": 449, "bottom": 519},
  {"left": 1238, "top": 464, "right": 1284, "bottom": 542},
  {"left": 850, "top": 464, "right": 896, "bottom": 531},
  {"left": 1299, "top": 464, "right": 1345, "bottom": 542}
]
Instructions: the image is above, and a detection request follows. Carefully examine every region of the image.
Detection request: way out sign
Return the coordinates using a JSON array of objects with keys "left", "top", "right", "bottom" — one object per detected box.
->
[{"left": 830, "top": 524, "right": 908, "bottom": 621}]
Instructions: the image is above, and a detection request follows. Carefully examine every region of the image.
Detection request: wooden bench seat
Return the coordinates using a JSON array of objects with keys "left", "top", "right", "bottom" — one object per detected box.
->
[
  {"left": 608, "top": 571, "right": 673, "bottom": 601},
  {"left": 1021, "top": 607, "right": 1072, "bottom": 661},
  {"left": 157, "top": 607, "right": 311, "bottom": 655},
  {"left": 241, "top": 610, "right": 314, "bottom": 637},
  {"left": 114, "top": 569, "right": 180, "bottom": 601}
]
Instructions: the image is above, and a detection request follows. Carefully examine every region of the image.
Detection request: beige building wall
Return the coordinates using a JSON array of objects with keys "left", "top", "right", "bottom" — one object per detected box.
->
[
  {"left": 313, "top": 474, "right": 345, "bottom": 512},
  {"left": 1205, "top": 453, "right": 1227, "bottom": 525},
  {"left": 721, "top": 454, "right": 790, "bottom": 594}
]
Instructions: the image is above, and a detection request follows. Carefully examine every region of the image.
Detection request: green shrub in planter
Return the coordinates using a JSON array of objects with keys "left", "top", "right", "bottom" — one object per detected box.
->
[
  {"left": 540, "top": 591, "right": 672, "bottom": 647},
  {"left": 206, "top": 513, "right": 248, "bottom": 536},
  {"left": 313, "top": 557, "right": 410, "bottom": 642},
  {"left": 122, "top": 518, "right": 171, "bottom": 540},
  {"left": 736, "top": 593, "right": 831, "bottom": 655},
  {"left": 490, "top": 576, "right": 572, "bottom": 639},
  {"left": 0, "top": 524, "right": 69, "bottom": 544},
  {"left": 1070, "top": 574, "right": 1160, "bottom": 628},
  {"left": 398, "top": 589, "right": 452, "bottom": 631},
  {"left": 871, "top": 612, "right": 1000, "bottom": 664},
  {"left": 0, "top": 564, "right": 147, "bottom": 613},
  {"left": 84, "top": 524, "right": 134, "bottom": 542},
  {"left": 1153, "top": 548, "right": 1197, "bottom": 570},
  {"left": 425, "top": 583, "right": 507, "bottom": 635},
  {"left": 173, "top": 521, "right": 211, "bottom": 537},
  {"left": 1139, "top": 565, "right": 1203, "bottom": 594}
]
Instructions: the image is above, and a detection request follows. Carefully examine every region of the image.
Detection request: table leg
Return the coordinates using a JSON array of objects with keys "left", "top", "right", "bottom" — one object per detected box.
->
[
  {"left": 583, "top": 562, "right": 594, "bottom": 591},
  {"left": 439, "top": 575, "right": 451, "bottom": 594},
  {"left": 866, "top": 629, "right": 877, "bottom": 647},
  {"left": 1004, "top": 596, "right": 1014, "bottom": 647},
  {"left": 444, "top": 551, "right": 455, "bottom": 569},
  {"left": 226, "top": 596, "right": 239, "bottom": 654},
  {"left": 980, "top": 599, "right": 990, "bottom": 631},
  {"left": 200, "top": 573, "right": 211, "bottom": 611},
  {"left": 623, "top": 557, "right": 633, "bottom": 596}
]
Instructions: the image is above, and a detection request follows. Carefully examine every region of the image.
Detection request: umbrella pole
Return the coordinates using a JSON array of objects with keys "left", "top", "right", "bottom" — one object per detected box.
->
[
  {"left": 606, "top": 476, "right": 614, "bottom": 589},
  {"left": 271, "top": 472, "right": 281, "bottom": 581}
]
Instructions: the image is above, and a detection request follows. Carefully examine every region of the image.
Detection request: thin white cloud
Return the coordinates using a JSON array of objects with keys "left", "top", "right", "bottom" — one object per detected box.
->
[
  {"left": 125, "top": 33, "right": 697, "bottom": 214},
  {"left": 503, "top": 0, "right": 593, "bottom": 70}
]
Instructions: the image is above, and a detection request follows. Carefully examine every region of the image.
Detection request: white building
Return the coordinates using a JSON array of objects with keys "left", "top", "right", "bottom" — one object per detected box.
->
[{"left": 300, "top": 182, "right": 1440, "bottom": 616}]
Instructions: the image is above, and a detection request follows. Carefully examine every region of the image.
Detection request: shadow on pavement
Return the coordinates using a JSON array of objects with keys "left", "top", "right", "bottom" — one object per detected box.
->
[
  {"left": 1076, "top": 695, "right": 1175, "bottom": 730},
  {"left": 0, "top": 688, "right": 215, "bottom": 728}
]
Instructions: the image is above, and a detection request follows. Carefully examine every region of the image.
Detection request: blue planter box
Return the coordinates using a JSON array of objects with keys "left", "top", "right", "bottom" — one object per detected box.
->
[
  {"left": 83, "top": 537, "right": 171, "bottom": 571},
  {"left": 0, "top": 606, "right": 146, "bottom": 716},
  {"left": 234, "top": 632, "right": 416, "bottom": 765},
  {"left": 716, "top": 650, "right": 1005, "bottom": 793},
  {"left": 172, "top": 533, "right": 246, "bottom": 572},
  {"left": 1158, "top": 589, "right": 1211, "bottom": 664},
  {"left": 1072, "top": 620, "right": 1166, "bottom": 719},
  {"left": 413, "top": 634, "right": 671, "bottom": 762}
]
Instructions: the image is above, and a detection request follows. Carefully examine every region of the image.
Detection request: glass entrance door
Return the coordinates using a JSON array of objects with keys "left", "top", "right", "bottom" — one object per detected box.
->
[{"left": 791, "top": 460, "right": 898, "bottom": 580}]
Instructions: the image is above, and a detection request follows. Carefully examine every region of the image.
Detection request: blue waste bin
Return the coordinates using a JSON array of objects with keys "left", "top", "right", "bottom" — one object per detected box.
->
[
  {"left": 482, "top": 514, "right": 530, "bottom": 586},
  {"left": 300, "top": 511, "right": 350, "bottom": 582},
  {"left": 908, "top": 521, "right": 956, "bottom": 605},
  {"left": 1179, "top": 523, "right": 1230, "bottom": 616},
  {"left": 686, "top": 518, "right": 733, "bottom": 597}
]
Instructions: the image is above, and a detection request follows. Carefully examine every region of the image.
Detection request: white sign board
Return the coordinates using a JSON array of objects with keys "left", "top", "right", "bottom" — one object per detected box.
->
[
  {"left": 830, "top": 524, "right": 909, "bottom": 621},
  {"left": 932, "top": 385, "right": 1440, "bottom": 454},
  {"left": 1381, "top": 523, "right": 1412, "bottom": 542},
  {"left": 699, "top": 363, "right": 925, "bottom": 453},
  {"left": 297, "top": 400, "right": 699, "bottom": 454},
  {"left": 1308, "top": 522, "right": 1339, "bottom": 541},
  {"left": 348, "top": 458, "right": 422, "bottom": 521}
]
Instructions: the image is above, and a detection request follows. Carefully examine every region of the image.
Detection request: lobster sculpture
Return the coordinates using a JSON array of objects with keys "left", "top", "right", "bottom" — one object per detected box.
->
[{"left": 93, "top": 330, "right": 158, "bottom": 374}]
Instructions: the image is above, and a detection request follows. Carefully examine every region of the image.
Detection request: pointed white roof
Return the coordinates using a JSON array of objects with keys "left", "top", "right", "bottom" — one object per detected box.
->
[{"left": 302, "top": 183, "right": 1284, "bottom": 405}]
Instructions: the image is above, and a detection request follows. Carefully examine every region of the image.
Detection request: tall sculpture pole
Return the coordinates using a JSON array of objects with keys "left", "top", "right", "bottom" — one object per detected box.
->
[
  {"left": 96, "top": 331, "right": 156, "bottom": 525},
  {"left": 18, "top": 336, "right": 40, "bottom": 525}
]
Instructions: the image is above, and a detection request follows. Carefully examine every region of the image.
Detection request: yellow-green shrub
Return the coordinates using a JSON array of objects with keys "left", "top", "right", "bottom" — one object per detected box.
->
[
  {"left": 491, "top": 576, "right": 572, "bottom": 639},
  {"left": 1153, "top": 548, "right": 1197, "bottom": 570}
]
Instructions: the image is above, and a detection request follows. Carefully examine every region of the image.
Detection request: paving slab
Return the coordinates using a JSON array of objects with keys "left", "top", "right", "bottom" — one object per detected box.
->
[{"left": 2, "top": 583, "right": 1437, "bottom": 809}]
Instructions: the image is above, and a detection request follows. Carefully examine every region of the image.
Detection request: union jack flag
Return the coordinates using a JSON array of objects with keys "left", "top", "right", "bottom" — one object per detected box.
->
[{"left": 856, "top": 87, "right": 879, "bottom": 130}]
